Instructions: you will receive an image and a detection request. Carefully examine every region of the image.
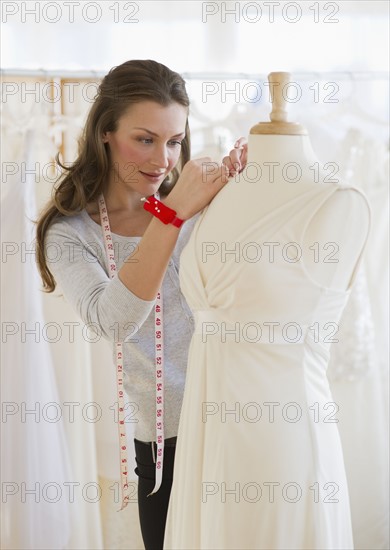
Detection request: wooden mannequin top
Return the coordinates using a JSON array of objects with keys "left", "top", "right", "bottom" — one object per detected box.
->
[
  {"left": 250, "top": 71, "right": 307, "bottom": 136},
  {"left": 199, "top": 72, "right": 371, "bottom": 290},
  {"left": 247, "top": 71, "right": 316, "bottom": 171}
]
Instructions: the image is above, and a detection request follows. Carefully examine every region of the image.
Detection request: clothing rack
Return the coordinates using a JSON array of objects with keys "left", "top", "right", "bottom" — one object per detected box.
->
[{"left": 1, "top": 68, "right": 389, "bottom": 81}]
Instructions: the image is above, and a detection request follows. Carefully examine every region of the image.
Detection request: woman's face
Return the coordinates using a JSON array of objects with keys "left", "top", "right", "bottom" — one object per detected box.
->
[{"left": 103, "top": 100, "right": 187, "bottom": 197}]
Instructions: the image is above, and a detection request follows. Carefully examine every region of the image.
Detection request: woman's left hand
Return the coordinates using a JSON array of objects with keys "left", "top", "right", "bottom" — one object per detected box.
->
[{"left": 222, "top": 137, "right": 248, "bottom": 176}]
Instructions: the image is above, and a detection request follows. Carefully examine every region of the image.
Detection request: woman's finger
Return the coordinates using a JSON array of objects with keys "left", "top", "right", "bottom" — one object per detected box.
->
[{"left": 234, "top": 136, "right": 247, "bottom": 149}]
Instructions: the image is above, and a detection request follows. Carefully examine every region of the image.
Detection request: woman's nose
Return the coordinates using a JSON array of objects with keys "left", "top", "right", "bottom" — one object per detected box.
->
[{"left": 150, "top": 146, "right": 169, "bottom": 168}]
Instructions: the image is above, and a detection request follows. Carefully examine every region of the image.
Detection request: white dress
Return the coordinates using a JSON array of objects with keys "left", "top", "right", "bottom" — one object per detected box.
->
[{"left": 164, "top": 179, "right": 364, "bottom": 550}]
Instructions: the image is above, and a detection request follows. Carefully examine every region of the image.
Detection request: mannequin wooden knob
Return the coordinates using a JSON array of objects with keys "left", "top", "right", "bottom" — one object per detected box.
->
[
  {"left": 269, "top": 71, "right": 290, "bottom": 122},
  {"left": 250, "top": 71, "right": 307, "bottom": 135}
]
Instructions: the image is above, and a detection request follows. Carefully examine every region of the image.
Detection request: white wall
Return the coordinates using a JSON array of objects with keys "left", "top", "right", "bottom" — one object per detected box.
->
[{"left": 1, "top": 0, "right": 389, "bottom": 73}]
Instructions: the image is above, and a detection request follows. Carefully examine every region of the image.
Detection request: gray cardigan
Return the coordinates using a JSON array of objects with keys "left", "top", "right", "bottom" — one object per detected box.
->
[{"left": 46, "top": 208, "right": 198, "bottom": 441}]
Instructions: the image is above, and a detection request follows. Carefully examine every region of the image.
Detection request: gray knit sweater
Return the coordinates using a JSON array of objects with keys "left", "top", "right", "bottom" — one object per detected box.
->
[{"left": 46, "top": 209, "right": 198, "bottom": 441}]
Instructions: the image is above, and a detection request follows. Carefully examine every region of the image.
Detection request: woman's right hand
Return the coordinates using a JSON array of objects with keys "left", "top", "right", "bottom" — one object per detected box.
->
[{"left": 162, "top": 157, "right": 230, "bottom": 220}]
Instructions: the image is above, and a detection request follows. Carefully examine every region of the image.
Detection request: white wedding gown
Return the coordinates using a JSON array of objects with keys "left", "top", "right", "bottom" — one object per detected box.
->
[{"left": 163, "top": 178, "right": 366, "bottom": 550}]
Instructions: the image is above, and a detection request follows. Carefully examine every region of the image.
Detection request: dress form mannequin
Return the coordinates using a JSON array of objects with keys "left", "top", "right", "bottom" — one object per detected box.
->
[
  {"left": 164, "top": 73, "right": 371, "bottom": 550},
  {"left": 198, "top": 72, "right": 370, "bottom": 290}
]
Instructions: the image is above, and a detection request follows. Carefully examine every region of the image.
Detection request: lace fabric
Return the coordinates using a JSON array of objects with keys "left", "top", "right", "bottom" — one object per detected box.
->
[{"left": 328, "top": 266, "right": 376, "bottom": 382}]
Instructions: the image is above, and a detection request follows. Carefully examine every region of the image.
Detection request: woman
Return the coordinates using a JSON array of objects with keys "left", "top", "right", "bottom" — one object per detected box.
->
[{"left": 35, "top": 59, "right": 247, "bottom": 549}]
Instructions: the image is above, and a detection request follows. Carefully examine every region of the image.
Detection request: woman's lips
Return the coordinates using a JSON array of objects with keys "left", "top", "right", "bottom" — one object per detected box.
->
[{"left": 140, "top": 171, "right": 165, "bottom": 182}]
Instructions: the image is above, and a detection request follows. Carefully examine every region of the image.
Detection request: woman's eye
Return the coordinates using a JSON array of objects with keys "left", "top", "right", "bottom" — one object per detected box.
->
[{"left": 136, "top": 137, "right": 182, "bottom": 146}]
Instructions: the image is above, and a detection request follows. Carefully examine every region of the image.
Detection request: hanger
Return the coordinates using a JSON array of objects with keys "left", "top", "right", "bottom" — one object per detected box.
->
[{"left": 309, "top": 71, "right": 387, "bottom": 127}]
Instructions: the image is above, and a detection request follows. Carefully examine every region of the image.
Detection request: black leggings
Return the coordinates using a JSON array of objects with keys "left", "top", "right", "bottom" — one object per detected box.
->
[{"left": 134, "top": 437, "right": 177, "bottom": 550}]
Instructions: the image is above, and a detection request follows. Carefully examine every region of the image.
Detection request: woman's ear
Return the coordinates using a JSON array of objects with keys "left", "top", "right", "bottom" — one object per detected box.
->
[{"left": 102, "top": 132, "right": 109, "bottom": 143}]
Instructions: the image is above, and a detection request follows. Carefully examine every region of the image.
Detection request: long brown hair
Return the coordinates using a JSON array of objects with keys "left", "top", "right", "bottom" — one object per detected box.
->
[{"left": 35, "top": 59, "right": 191, "bottom": 292}]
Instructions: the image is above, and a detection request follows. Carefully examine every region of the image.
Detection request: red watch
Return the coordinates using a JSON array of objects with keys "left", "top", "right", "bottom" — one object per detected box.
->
[{"left": 141, "top": 195, "right": 184, "bottom": 228}]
